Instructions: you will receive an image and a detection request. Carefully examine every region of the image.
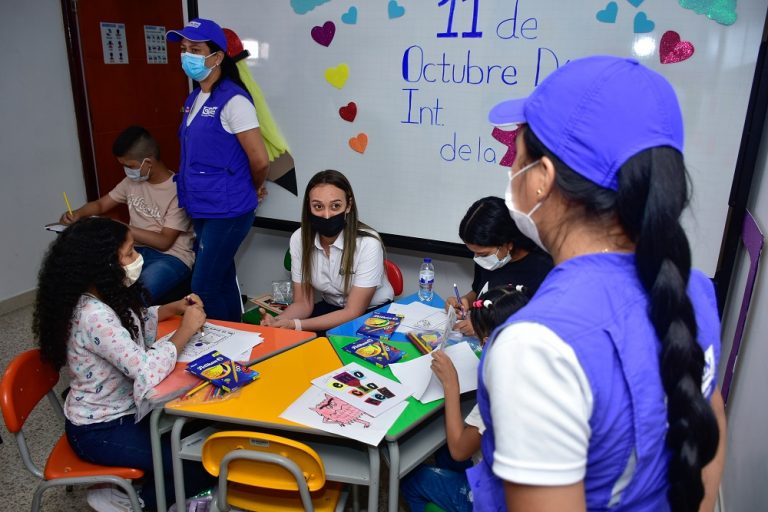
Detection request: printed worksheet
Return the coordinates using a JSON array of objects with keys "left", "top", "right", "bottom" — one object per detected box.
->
[
  {"left": 387, "top": 302, "right": 449, "bottom": 333},
  {"left": 158, "top": 323, "right": 264, "bottom": 362},
  {"left": 280, "top": 386, "right": 408, "bottom": 446}
]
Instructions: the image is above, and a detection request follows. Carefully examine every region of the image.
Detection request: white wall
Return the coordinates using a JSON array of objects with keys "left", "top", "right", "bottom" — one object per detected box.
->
[
  {"left": 0, "top": 0, "right": 86, "bottom": 302},
  {"left": 717, "top": 109, "right": 768, "bottom": 511}
]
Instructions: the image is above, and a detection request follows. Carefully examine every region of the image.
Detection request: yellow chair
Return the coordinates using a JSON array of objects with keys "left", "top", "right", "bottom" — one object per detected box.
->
[{"left": 201, "top": 431, "right": 348, "bottom": 512}]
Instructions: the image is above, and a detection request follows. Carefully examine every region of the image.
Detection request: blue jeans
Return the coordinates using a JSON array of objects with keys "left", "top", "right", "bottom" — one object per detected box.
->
[
  {"left": 136, "top": 247, "right": 191, "bottom": 304},
  {"left": 191, "top": 211, "right": 254, "bottom": 321},
  {"left": 65, "top": 414, "right": 213, "bottom": 510},
  {"left": 401, "top": 446, "right": 474, "bottom": 512}
]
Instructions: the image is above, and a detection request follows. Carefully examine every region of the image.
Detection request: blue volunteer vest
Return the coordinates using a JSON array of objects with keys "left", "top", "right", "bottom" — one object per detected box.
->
[
  {"left": 467, "top": 253, "right": 720, "bottom": 511},
  {"left": 177, "top": 78, "right": 257, "bottom": 218}
]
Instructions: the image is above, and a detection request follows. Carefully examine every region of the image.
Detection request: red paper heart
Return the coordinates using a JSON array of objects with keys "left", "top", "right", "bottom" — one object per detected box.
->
[
  {"left": 659, "top": 31, "right": 694, "bottom": 64},
  {"left": 339, "top": 102, "right": 357, "bottom": 122}
]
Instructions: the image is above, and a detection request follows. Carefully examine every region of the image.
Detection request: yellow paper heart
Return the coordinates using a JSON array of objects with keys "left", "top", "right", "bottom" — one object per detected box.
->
[{"left": 325, "top": 63, "right": 350, "bottom": 89}]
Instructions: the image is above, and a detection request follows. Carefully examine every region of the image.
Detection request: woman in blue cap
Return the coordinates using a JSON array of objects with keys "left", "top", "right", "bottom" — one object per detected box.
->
[
  {"left": 471, "top": 56, "right": 726, "bottom": 511},
  {"left": 166, "top": 18, "right": 269, "bottom": 321}
]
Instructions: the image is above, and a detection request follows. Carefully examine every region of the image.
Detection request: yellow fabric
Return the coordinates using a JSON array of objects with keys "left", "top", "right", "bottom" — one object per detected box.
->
[{"left": 237, "top": 60, "right": 289, "bottom": 161}]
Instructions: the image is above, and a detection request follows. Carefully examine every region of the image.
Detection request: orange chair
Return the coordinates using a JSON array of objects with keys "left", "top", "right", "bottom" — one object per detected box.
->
[
  {"left": 384, "top": 259, "right": 404, "bottom": 297},
  {"left": 0, "top": 349, "right": 144, "bottom": 511}
]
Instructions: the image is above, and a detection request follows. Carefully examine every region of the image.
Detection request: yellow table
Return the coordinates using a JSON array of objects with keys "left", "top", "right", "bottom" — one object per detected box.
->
[
  {"left": 161, "top": 337, "right": 380, "bottom": 512},
  {"left": 149, "top": 320, "right": 316, "bottom": 512}
]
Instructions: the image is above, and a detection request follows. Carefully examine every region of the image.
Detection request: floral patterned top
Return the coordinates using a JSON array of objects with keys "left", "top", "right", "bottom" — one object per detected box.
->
[{"left": 64, "top": 294, "right": 177, "bottom": 425}]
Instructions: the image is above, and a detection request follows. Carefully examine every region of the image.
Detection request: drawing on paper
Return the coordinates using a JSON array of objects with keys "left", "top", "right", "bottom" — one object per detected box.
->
[{"left": 310, "top": 393, "right": 371, "bottom": 428}]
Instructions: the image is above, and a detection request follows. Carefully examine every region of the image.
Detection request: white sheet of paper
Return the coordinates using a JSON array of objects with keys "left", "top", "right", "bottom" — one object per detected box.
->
[
  {"left": 161, "top": 323, "right": 264, "bottom": 362},
  {"left": 387, "top": 302, "right": 449, "bottom": 333},
  {"left": 45, "top": 223, "right": 67, "bottom": 233},
  {"left": 280, "top": 386, "right": 408, "bottom": 446},
  {"left": 389, "top": 342, "right": 479, "bottom": 404},
  {"left": 310, "top": 362, "right": 411, "bottom": 417}
]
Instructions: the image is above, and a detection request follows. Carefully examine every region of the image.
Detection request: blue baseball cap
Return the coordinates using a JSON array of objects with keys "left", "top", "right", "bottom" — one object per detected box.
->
[
  {"left": 488, "top": 55, "right": 684, "bottom": 191},
  {"left": 166, "top": 18, "right": 228, "bottom": 52}
]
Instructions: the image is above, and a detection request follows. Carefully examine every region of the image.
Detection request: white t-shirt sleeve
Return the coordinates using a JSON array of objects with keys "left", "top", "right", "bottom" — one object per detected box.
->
[
  {"left": 289, "top": 229, "right": 304, "bottom": 284},
  {"left": 351, "top": 235, "right": 385, "bottom": 289},
  {"left": 465, "top": 404, "right": 486, "bottom": 435},
  {"left": 485, "top": 322, "right": 593, "bottom": 486},
  {"left": 220, "top": 94, "right": 260, "bottom": 134}
]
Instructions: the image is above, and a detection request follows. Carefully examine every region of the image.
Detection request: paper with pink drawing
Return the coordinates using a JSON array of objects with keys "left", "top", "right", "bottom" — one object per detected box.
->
[
  {"left": 280, "top": 387, "right": 407, "bottom": 445},
  {"left": 310, "top": 362, "right": 410, "bottom": 417}
]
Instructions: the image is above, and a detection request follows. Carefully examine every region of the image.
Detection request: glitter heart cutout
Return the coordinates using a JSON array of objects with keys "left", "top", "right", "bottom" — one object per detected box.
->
[
  {"left": 596, "top": 2, "right": 618, "bottom": 23},
  {"left": 339, "top": 102, "right": 357, "bottom": 122},
  {"left": 659, "top": 31, "right": 695, "bottom": 64},
  {"left": 311, "top": 21, "right": 335, "bottom": 47},
  {"left": 349, "top": 133, "right": 368, "bottom": 153}
]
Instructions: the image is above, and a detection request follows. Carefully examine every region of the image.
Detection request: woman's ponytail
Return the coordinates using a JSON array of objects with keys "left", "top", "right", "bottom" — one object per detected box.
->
[{"left": 616, "top": 147, "right": 719, "bottom": 512}]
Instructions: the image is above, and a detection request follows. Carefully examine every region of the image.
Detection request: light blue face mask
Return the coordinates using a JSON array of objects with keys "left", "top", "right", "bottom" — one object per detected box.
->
[
  {"left": 123, "top": 158, "right": 150, "bottom": 182},
  {"left": 180, "top": 52, "right": 216, "bottom": 81}
]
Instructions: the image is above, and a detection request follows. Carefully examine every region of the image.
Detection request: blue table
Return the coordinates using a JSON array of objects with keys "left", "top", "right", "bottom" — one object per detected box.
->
[{"left": 327, "top": 292, "right": 445, "bottom": 340}]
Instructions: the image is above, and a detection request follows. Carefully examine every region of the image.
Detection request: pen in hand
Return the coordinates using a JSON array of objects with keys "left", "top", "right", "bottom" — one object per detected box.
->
[{"left": 453, "top": 283, "right": 466, "bottom": 319}]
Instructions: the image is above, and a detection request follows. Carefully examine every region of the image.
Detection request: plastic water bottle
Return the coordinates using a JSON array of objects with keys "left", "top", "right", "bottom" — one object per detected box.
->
[{"left": 418, "top": 258, "right": 435, "bottom": 302}]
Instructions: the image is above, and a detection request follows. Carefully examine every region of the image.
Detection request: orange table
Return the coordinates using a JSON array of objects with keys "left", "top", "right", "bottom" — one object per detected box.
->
[
  {"left": 149, "top": 319, "right": 316, "bottom": 512},
  {"left": 161, "top": 337, "right": 380, "bottom": 512},
  {"left": 149, "top": 318, "right": 316, "bottom": 403}
]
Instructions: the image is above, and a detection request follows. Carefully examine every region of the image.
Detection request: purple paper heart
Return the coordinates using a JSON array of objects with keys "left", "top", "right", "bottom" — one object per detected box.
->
[{"left": 311, "top": 21, "right": 336, "bottom": 47}]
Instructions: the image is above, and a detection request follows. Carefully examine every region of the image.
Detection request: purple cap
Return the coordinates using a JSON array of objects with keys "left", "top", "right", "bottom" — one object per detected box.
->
[
  {"left": 166, "top": 18, "right": 227, "bottom": 52},
  {"left": 488, "top": 55, "right": 684, "bottom": 191}
]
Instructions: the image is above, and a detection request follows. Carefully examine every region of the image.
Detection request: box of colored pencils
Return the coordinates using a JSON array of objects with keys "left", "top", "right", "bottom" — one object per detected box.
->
[
  {"left": 342, "top": 337, "right": 405, "bottom": 368},
  {"left": 406, "top": 330, "right": 442, "bottom": 355},
  {"left": 185, "top": 350, "right": 259, "bottom": 393}
]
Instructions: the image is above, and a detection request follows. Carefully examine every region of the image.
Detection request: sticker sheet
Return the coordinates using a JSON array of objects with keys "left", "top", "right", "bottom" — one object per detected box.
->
[{"left": 310, "top": 362, "right": 410, "bottom": 417}]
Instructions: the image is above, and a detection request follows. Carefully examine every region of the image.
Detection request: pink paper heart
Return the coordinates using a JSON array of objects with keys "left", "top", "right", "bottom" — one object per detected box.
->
[
  {"left": 311, "top": 21, "right": 336, "bottom": 47},
  {"left": 659, "top": 31, "right": 694, "bottom": 64}
]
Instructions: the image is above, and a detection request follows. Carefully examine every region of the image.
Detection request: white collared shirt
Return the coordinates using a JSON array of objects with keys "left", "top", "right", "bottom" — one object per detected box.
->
[{"left": 289, "top": 228, "right": 394, "bottom": 308}]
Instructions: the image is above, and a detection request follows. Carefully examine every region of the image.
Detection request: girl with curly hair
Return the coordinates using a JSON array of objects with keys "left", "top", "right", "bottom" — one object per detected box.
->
[{"left": 33, "top": 217, "right": 211, "bottom": 511}]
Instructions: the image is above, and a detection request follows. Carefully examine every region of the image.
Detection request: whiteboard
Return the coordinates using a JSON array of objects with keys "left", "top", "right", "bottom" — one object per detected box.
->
[{"left": 198, "top": 0, "right": 765, "bottom": 275}]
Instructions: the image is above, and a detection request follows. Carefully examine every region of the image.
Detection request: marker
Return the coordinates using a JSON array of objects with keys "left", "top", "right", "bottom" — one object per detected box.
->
[
  {"left": 453, "top": 283, "right": 466, "bottom": 318},
  {"left": 62, "top": 192, "right": 73, "bottom": 216}
]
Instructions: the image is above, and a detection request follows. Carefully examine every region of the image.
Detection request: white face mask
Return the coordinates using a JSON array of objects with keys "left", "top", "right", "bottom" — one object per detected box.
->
[
  {"left": 124, "top": 158, "right": 151, "bottom": 182},
  {"left": 122, "top": 253, "right": 144, "bottom": 287},
  {"left": 473, "top": 248, "right": 512, "bottom": 271},
  {"left": 505, "top": 159, "right": 548, "bottom": 253}
]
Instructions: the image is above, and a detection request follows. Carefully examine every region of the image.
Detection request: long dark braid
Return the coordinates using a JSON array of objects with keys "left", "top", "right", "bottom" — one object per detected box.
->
[
  {"left": 616, "top": 147, "right": 719, "bottom": 511},
  {"left": 525, "top": 127, "right": 718, "bottom": 510},
  {"left": 33, "top": 217, "right": 148, "bottom": 370}
]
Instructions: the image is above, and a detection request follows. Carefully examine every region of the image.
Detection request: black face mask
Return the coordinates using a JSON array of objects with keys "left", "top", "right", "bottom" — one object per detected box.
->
[{"left": 310, "top": 212, "right": 346, "bottom": 237}]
